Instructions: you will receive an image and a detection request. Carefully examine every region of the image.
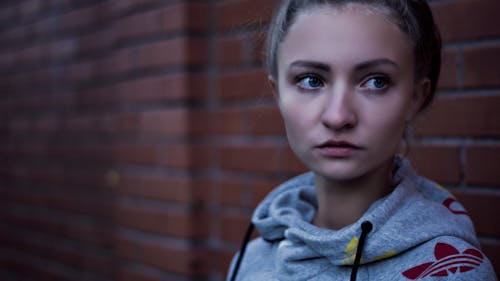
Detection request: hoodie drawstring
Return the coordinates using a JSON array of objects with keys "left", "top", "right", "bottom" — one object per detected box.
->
[
  {"left": 229, "top": 222, "right": 255, "bottom": 281},
  {"left": 350, "top": 221, "right": 373, "bottom": 281}
]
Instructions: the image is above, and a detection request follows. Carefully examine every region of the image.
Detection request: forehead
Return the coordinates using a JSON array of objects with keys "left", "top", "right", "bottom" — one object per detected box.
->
[{"left": 278, "top": 4, "right": 413, "bottom": 70}]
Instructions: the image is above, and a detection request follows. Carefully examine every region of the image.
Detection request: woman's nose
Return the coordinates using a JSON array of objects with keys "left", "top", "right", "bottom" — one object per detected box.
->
[{"left": 320, "top": 87, "right": 357, "bottom": 131}]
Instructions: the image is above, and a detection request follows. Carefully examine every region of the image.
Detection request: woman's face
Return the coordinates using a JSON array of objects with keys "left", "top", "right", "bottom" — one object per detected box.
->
[{"left": 275, "top": 4, "right": 428, "bottom": 182}]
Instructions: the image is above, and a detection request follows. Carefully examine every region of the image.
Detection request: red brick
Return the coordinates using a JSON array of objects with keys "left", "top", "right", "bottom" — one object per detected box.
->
[
  {"left": 62, "top": 115, "right": 99, "bottom": 133},
  {"left": 408, "top": 144, "right": 461, "bottom": 185},
  {"left": 189, "top": 110, "right": 216, "bottom": 135},
  {"left": 219, "top": 249, "right": 236, "bottom": 276},
  {"left": 79, "top": 28, "right": 114, "bottom": 54},
  {"left": 415, "top": 94, "right": 500, "bottom": 137},
  {"left": 216, "top": 0, "right": 278, "bottom": 31},
  {"left": 247, "top": 105, "right": 284, "bottom": 135},
  {"left": 118, "top": 265, "right": 168, "bottom": 281},
  {"left": 463, "top": 44, "right": 500, "bottom": 88},
  {"left": 437, "top": 48, "right": 458, "bottom": 90},
  {"left": 217, "top": 36, "right": 245, "bottom": 66},
  {"left": 48, "top": 38, "right": 77, "bottom": 61},
  {"left": 1, "top": 204, "right": 112, "bottom": 247},
  {"left": 453, "top": 191, "right": 500, "bottom": 237},
  {"left": 188, "top": 74, "right": 209, "bottom": 100},
  {"left": 282, "top": 147, "right": 308, "bottom": 174},
  {"left": 466, "top": 145, "right": 500, "bottom": 186},
  {"left": 9, "top": 143, "right": 48, "bottom": 158},
  {"left": 18, "top": 44, "right": 45, "bottom": 64},
  {"left": 0, "top": 51, "right": 15, "bottom": 68},
  {"left": 116, "top": 9, "right": 163, "bottom": 42},
  {"left": 162, "top": 3, "right": 210, "bottom": 33},
  {"left": 32, "top": 116, "right": 59, "bottom": 133},
  {"left": 55, "top": 249, "right": 112, "bottom": 277},
  {"left": 63, "top": 61, "right": 96, "bottom": 82},
  {"left": 191, "top": 179, "right": 215, "bottom": 205},
  {"left": 164, "top": 144, "right": 213, "bottom": 169},
  {"left": 9, "top": 118, "right": 32, "bottom": 133},
  {"left": 214, "top": 108, "right": 247, "bottom": 134},
  {"left": 31, "top": 69, "right": 53, "bottom": 89},
  {"left": 60, "top": 3, "right": 109, "bottom": 32},
  {"left": 33, "top": 16, "right": 57, "bottom": 36},
  {"left": 113, "top": 144, "right": 158, "bottom": 165},
  {"left": 220, "top": 214, "right": 251, "bottom": 244},
  {"left": 110, "top": 0, "right": 162, "bottom": 15},
  {"left": 47, "top": 144, "right": 114, "bottom": 161},
  {"left": 0, "top": 254, "right": 72, "bottom": 281},
  {"left": 115, "top": 203, "right": 208, "bottom": 237},
  {"left": 20, "top": 0, "right": 42, "bottom": 18},
  {"left": 218, "top": 69, "right": 271, "bottom": 100},
  {"left": 79, "top": 85, "right": 118, "bottom": 106},
  {"left": 250, "top": 179, "right": 281, "bottom": 208},
  {"left": 82, "top": 74, "right": 206, "bottom": 107},
  {"left": 48, "top": 0, "right": 71, "bottom": 9},
  {"left": 220, "top": 180, "right": 246, "bottom": 207},
  {"left": 220, "top": 145, "right": 282, "bottom": 173},
  {"left": 139, "top": 108, "right": 188, "bottom": 135},
  {"left": 137, "top": 38, "right": 208, "bottom": 69},
  {"left": 432, "top": 0, "right": 500, "bottom": 42},
  {"left": 62, "top": 168, "right": 109, "bottom": 189},
  {"left": 164, "top": 145, "right": 190, "bottom": 168},
  {"left": 0, "top": 230, "right": 113, "bottom": 277},
  {"left": 49, "top": 195, "right": 114, "bottom": 219},
  {"left": 0, "top": 5, "right": 16, "bottom": 23},
  {"left": 114, "top": 234, "right": 209, "bottom": 275},
  {"left": 0, "top": 25, "right": 26, "bottom": 46},
  {"left": 117, "top": 175, "right": 195, "bottom": 203},
  {"left": 97, "top": 48, "right": 133, "bottom": 78},
  {"left": 480, "top": 240, "right": 500, "bottom": 278},
  {"left": 6, "top": 72, "right": 27, "bottom": 90},
  {"left": 100, "top": 113, "right": 140, "bottom": 134}
]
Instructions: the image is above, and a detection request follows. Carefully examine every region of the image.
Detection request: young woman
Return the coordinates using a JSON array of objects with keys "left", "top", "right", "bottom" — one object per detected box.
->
[{"left": 227, "top": 1, "right": 497, "bottom": 280}]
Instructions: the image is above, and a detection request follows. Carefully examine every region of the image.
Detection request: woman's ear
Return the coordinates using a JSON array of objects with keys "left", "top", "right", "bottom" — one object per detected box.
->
[
  {"left": 268, "top": 75, "right": 279, "bottom": 100},
  {"left": 408, "top": 78, "right": 431, "bottom": 121}
]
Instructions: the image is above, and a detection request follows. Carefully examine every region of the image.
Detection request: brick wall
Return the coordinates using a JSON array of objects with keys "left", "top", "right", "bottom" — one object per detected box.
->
[{"left": 0, "top": 0, "right": 498, "bottom": 280}]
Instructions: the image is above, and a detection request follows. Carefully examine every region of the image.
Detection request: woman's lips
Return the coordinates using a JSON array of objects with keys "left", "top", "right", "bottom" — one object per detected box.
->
[{"left": 315, "top": 141, "right": 362, "bottom": 158}]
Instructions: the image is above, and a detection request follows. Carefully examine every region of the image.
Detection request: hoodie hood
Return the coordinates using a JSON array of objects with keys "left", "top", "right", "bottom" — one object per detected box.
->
[{"left": 250, "top": 157, "right": 480, "bottom": 279}]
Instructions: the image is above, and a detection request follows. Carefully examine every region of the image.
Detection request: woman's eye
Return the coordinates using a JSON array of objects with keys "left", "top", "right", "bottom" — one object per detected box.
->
[
  {"left": 296, "top": 75, "right": 324, "bottom": 90},
  {"left": 362, "top": 76, "right": 390, "bottom": 91}
]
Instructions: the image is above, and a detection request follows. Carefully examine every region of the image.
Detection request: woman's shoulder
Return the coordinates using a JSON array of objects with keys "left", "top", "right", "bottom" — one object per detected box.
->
[{"left": 397, "top": 236, "right": 497, "bottom": 281}]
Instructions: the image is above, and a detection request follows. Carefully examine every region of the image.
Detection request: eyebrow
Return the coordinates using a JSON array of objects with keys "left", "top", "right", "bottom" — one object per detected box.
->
[
  {"left": 354, "top": 58, "right": 399, "bottom": 71},
  {"left": 288, "top": 58, "right": 399, "bottom": 72},
  {"left": 289, "top": 60, "right": 331, "bottom": 72}
]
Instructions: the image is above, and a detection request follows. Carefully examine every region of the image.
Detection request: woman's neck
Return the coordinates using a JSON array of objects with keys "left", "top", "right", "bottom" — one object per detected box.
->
[{"left": 313, "top": 160, "right": 394, "bottom": 230}]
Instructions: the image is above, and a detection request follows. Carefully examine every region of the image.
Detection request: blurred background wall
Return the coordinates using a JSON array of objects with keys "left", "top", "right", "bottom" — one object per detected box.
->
[{"left": 0, "top": 0, "right": 498, "bottom": 280}]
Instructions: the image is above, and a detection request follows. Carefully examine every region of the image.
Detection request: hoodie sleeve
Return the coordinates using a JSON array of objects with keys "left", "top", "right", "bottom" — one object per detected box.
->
[{"left": 400, "top": 236, "right": 497, "bottom": 281}]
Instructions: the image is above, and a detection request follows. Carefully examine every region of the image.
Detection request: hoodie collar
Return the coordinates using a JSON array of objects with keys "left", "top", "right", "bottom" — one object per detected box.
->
[{"left": 251, "top": 157, "right": 479, "bottom": 279}]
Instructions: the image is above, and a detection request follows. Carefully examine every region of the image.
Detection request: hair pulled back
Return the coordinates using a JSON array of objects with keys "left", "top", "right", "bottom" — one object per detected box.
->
[{"left": 266, "top": 0, "right": 442, "bottom": 111}]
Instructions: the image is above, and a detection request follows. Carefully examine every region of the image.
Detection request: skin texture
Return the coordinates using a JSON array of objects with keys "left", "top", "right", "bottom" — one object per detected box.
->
[{"left": 271, "top": 4, "right": 430, "bottom": 229}]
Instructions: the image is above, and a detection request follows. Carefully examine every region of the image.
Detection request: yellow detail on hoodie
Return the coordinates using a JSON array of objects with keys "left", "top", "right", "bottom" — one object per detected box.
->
[
  {"left": 342, "top": 236, "right": 397, "bottom": 265},
  {"left": 342, "top": 236, "right": 360, "bottom": 265},
  {"left": 371, "top": 250, "right": 397, "bottom": 262}
]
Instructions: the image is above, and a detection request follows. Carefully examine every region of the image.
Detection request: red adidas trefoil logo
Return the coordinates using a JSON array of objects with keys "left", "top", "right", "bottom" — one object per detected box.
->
[{"left": 402, "top": 242, "right": 484, "bottom": 280}]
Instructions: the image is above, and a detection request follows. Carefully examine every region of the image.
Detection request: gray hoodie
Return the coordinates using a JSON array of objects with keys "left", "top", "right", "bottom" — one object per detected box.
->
[{"left": 227, "top": 157, "right": 497, "bottom": 281}]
